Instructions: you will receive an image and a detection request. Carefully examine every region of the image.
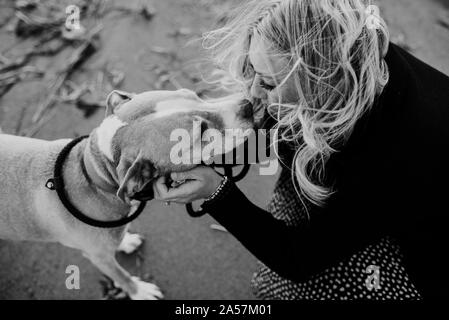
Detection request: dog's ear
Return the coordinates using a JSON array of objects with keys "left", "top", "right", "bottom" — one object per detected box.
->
[
  {"left": 116, "top": 152, "right": 156, "bottom": 203},
  {"left": 105, "top": 90, "right": 135, "bottom": 117}
]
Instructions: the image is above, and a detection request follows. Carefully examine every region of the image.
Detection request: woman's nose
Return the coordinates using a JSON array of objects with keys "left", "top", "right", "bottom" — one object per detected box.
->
[{"left": 250, "top": 75, "right": 267, "bottom": 99}]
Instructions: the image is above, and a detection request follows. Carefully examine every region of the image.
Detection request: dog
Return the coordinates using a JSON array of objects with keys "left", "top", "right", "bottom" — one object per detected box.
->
[{"left": 0, "top": 88, "right": 253, "bottom": 299}]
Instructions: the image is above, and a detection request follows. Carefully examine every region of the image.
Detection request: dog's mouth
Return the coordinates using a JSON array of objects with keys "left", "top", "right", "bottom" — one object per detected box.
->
[{"left": 131, "top": 181, "right": 154, "bottom": 201}]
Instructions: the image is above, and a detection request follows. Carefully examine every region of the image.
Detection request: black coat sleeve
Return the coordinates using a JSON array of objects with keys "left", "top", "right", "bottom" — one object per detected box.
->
[{"left": 202, "top": 180, "right": 383, "bottom": 283}]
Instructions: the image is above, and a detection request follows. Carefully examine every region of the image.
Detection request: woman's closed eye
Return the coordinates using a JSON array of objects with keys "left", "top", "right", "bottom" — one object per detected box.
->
[{"left": 259, "top": 78, "right": 276, "bottom": 91}]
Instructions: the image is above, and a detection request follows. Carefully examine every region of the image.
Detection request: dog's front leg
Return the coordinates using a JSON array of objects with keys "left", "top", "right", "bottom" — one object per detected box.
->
[
  {"left": 85, "top": 251, "right": 163, "bottom": 300},
  {"left": 117, "top": 232, "right": 144, "bottom": 254}
]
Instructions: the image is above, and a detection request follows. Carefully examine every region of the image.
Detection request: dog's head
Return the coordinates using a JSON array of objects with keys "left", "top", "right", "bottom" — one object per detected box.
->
[{"left": 92, "top": 88, "right": 253, "bottom": 204}]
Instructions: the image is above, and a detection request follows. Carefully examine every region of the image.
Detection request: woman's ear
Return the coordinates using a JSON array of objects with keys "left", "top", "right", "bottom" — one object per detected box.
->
[
  {"left": 116, "top": 151, "right": 156, "bottom": 203},
  {"left": 105, "top": 90, "right": 135, "bottom": 117}
]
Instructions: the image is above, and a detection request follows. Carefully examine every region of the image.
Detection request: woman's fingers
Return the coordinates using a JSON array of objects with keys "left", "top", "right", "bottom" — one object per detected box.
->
[
  {"left": 153, "top": 174, "right": 202, "bottom": 202},
  {"left": 171, "top": 169, "right": 199, "bottom": 182},
  {"left": 153, "top": 166, "right": 221, "bottom": 204},
  {"left": 153, "top": 176, "right": 169, "bottom": 199},
  {"left": 162, "top": 180, "right": 203, "bottom": 201}
]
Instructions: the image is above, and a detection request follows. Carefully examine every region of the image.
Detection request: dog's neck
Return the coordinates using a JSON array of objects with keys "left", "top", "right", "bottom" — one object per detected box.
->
[
  {"left": 83, "top": 134, "right": 120, "bottom": 194},
  {"left": 60, "top": 136, "right": 131, "bottom": 222},
  {"left": 82, "top": 114, "right": 128, "bottom": 195}
]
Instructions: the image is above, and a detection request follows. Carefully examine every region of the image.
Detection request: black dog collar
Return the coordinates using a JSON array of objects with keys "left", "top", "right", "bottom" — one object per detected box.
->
[{"left": 45, "top": 136, "right": 146, "bottom": 228}]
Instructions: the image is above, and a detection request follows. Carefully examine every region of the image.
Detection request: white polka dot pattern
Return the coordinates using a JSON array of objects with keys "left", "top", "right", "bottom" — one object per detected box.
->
[{"left": 250, "top": 168, "right": 421, "bottom": 300}]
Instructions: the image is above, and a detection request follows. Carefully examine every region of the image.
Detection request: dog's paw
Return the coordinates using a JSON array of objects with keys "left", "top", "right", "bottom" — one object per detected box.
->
[
  {"left": 130, "top": 277, "right": 164, "bottom": 300},
  {"left": 117, "top": 232, "right": 144, "bottom": 254}
]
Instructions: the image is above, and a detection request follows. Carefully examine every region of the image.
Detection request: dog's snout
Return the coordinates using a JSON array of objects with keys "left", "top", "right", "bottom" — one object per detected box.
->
[{"left": 239, "top": 100, "right": 254, "bottom": 120}]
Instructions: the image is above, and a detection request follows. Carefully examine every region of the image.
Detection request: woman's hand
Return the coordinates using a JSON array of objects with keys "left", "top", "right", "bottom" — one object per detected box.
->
[{"left": 153, "top": 166, "right": 224, "bottom": 204}]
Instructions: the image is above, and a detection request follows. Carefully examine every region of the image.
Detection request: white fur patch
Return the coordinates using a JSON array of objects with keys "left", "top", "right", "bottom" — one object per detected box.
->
[
  {"left": 96, "top": 115, "right": 127, "bottom": 161},
  {"left": 118, "top": 232, "right": 143, "bottom": 254}
]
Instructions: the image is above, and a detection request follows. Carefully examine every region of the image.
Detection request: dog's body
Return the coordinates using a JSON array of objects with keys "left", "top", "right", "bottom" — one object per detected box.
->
[{"left": 0, "top": 89, "right": 253, "bottom": 299}]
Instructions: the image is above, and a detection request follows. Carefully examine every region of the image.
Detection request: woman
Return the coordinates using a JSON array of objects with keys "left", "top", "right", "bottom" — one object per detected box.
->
[{"left": 153, "top": 0, "right": 449, "bottom": 299}]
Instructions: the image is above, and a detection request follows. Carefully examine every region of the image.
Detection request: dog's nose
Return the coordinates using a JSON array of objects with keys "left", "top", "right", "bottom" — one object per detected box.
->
[{"left": 239, "top": 99, "right": 254, "bottom": 120}]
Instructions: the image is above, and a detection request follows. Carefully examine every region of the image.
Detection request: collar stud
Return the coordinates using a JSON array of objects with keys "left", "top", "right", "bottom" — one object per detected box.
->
[{"left": 45, "top": 179, "right": 55, "bottom": 190}]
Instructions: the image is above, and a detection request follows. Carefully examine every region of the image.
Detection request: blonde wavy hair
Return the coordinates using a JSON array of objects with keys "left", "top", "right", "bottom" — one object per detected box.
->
[{"left": 202, "top": 0, "right": 390, "bottom": 206}]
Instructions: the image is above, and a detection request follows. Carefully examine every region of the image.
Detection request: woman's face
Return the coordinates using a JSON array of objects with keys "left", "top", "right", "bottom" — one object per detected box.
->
[{"left": 247, "top": 33, "right": 299, "bottom": 105}]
